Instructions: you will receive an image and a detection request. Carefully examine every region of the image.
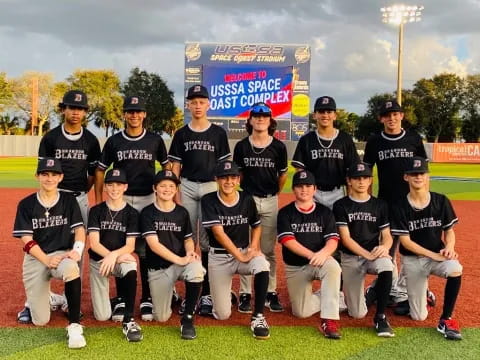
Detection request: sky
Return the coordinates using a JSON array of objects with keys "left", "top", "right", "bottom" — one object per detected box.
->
[{"left": 1, "top": 0, "right": 479, "bottom": 116}]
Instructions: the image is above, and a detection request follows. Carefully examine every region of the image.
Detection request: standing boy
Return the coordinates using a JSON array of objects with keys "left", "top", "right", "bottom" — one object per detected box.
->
[
  {"left": 13, "top": 158, "right": 86, "bottom": 349},
  {"left": 201, "top": 161, "right": 271, "bottom": 339},
  {"left": 233, "top": 102, "right": 288, "bottom": 313},
  {"left": 277, "top": 170, "right": 342, "bottom": 339},
  {"left": 391, "top": 157, "right": 463, "bottom": 340},
  {"left": 332, "top": 162, "right": 395, "bottom": 337},
  {"left": 88, "top": 168, "right": 142, "bottom": 342},
  {"left": 169, "top": 85, "right": 231, "bottom": 316},
  {"left": 141, "top": 170, "right": 204, "bottom": 340}
]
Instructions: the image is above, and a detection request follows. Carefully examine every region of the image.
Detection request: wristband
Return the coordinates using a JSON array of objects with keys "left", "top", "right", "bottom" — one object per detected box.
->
[
  {"left": 73, "top": 241, "right": 85, "bottom": 257},
  {"left": 23, "top": 240, "right": 38, "bottom": 254}
]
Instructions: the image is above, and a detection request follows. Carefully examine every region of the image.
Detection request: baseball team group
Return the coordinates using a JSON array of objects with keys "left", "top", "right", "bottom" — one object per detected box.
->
[{"left": 11, "top": 84, "right": 463, "bottom": 349}]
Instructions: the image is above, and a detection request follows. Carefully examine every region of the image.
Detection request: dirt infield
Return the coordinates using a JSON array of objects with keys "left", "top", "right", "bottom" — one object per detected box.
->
[{"left": 1, "top": 188, "right": 479, "bottom": 329}]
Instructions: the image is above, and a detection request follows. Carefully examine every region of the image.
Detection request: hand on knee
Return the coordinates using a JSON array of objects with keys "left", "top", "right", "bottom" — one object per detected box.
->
[{"left": 117, "top": 253, "right": 137, "bottom": 264}]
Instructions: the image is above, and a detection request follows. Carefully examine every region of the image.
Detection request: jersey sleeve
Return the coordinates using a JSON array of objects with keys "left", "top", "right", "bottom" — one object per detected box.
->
[
  {"left": 323, "top": 209, "right": 340, "bottom": 240},
  {"left": 87, "top": 205, "right": 101, "bottom": 233},
  {"left": 69, "top": 196, "right": 84, "bottom": 230},
  {"left": 182, "top": 208, "right": 193, "bottom": 239},
  {"left": 38, "top": 134, "right": 53, "bottom": 158},
  {"left": 233, "top": 142, "right": 244, "bottom": 170},
  {"left": 441, "top": 196, "right": 458, "bottom": 230},
  {"left": 277, "top": 207, "right": 294, "bottom": 243},
  {"left": 363, "top": 136, "right": 377, "bottom": 166},
  {"left": 278, "top": 142, "right": 288, "bottom": 174},
  {"left": 12, "top": 199, "right": 33, "bottom": 238},
  {"left": 377, "top": 199, "right": 390, "bottom": 229},
  {"left": 216, "top": 128, "right": 231, "bottom": 161},
  {"left": 345, "top": 134, "right": 361, "bottom": 169},
  {"left": 390, "top": 203, "right": 409, "bottom": 236},
  {"left": 126, "top": 207, "right": 140, "bottom": 237},
  {"left": 201, "top": 195, "right": 221, "bottom": 228},
  {"left": 87, "top": 137, "right": 102, "bottom": 176},
  {"left": 156, "top": 137, "right": 169, "bottom": 166},
  {"left": 414, "top": 133, "right": 427, "bottom": 158},
  {"left": 167, "top": 131, "right": 184, "bottom": 163},
  {"left": 247, "top": 195, "right": 261, "bottom": 228},
  {"left": 332, "top": 200, "right": 348, "bottom": 227},
  {"left": 291, "top": 135, "right": 307, "bottom": 169},
  {"left": 97, "top": 138, "right": 114, "bottom": 170},
  {"left": 140, "top": 207, "right": 156, "bottom": 237}
]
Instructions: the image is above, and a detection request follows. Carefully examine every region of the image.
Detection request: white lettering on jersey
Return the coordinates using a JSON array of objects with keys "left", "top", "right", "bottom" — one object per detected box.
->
[
  {"left": 378, "top": 148, "right": 414, "bottom": 161},
  {"left": 408, "top": 217, "right": 442, "bottom": 231},
  {"left": 32, "top": 216, "right": 68, "bottom": 229},
  {"left": 310, "top": 148, "right": 344, "bottom": 160},
  {"left": 117, "top": 150, "right": 153, "bottom": 161},
  {"left": 100, "top": 221, "right": 126, "bottom": 232},
  {"left": 348, "top": 212, "right": 377, "bottom": 222},
  {"left": 55, "top": 149, "right": 87, "bottom": 160},
  {"left": 291, "top": 222, "right": 322, "bottom": 233},
  {"left": 184, "top": 141, "right": 215, "bottom": 152},
  {"left": 243, "top": 157, "right": 275, "bottom": 168},
  {"left": 154, "top": 221, "right": 182, "bottom": 232},
  {"left": 219, "top": 215, "right": 249, "bottom": 226}
]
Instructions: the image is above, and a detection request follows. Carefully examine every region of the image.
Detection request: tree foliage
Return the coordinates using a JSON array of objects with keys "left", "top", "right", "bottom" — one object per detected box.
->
[
  {"left": 164, "top": 107, "right": 184, "bottom": 136},
  {"left": 0, "top": 72, "right": 12, "bottom": 112},
  {"left": 0, "top": 114, "right": 22, "bottom": 135},
  {"left": 121, "top": 67, "right": 176, "bottom": 134},
  {"left": 461, "top": 74, "right": 480, "bottom": 142}
]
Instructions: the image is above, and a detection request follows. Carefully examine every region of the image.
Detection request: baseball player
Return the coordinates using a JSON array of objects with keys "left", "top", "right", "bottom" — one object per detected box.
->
[
  {"left": 87, "top": 168, "right": 143, "bottom": 342},
  {"left": 141, "top": 170, "right": 204, "bottom": 340},
  {"left": 169, "top": 84, "right": 231, "bottom": 316},
  {"left": 12, "top": 158, "right": 86, "bottom": 349},
  {"left": 332, "top": 162, "right": 395, "bottom": 337},
  {"left": 201, "top": 161, "right": 271, "bottom": 340},
  {"left": 17, "top": 89, "right": 101, "bottom": 324},
  {"left": 292, "top": 95, "right": 360, "bottom": 312},
  {"left": 391, "top": 157, "right": 463, "bottom": 340},
  {"left": 277, "top": 170, "right": 342, "bottom": 340},
  {"left": 233, "top": 102, "right": 287, "bottom": 313},
  {"left": 95, "top": 95, "right": 169, "bottom": 322},
  {"left": 363, "top": 99, "right": 430, "bottom": 315}
]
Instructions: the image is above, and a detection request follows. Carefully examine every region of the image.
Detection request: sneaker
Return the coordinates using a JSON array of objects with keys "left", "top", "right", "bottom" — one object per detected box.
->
[
  {"left": 198, "top": 295, "right": 213, "bottom": 317},
  {"left": 374, "top": 315, "right": 395, "bottom": 337},
  {"left": 365, "top": 286, "right": 377, "bottom": 307},
  {"left": 112, "top": 301, "right": 126, "bottom": 323},
  {"left": 50, "top": 292, "right": 67, "bottom": 311},
  {"left": 231, "top": 292, "right": 238, "bottom": 306},
  {"left": 66, "top": 323, "right": 86, "bottom": 349},
  {"left": 427, "top": 289, "right": 436, "bottom": 308},
  {"left": 140, "top": 299, "right": 153, "bottom": 321},
  {"left": 319, "top": 319, "right": 341, "bottom": 339},
  {"left": 238, "top": 293, "right": 252, "bottom": 313},
  {"left": 180, "top": 314, "right": 197, "bottom": 340},
  {"left": 339, "top": 291, "right": 348, "bottom": 313},
  {"left": 265, "top": 292, "right": 284, "bottom": 312},
  {"left": 172, "top": 290, "right": 182, "bottom": 308},
  {"left": 393, "top": 300, "right": 410, "bottom": 316},
  {"left": 250, "top": 313, "right": 270, "bottom": 339},
  {"left": 17, "top": 306, "right": 32, "bottom": 324},
  {"left": 437, "top": 318, "right": 462, "bottom": 340},
  {"left": 122, "top": 320, "right": 143, "bottom": 342}
]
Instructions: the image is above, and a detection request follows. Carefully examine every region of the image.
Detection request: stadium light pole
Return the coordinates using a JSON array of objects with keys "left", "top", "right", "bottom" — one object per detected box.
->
[{"left": 381, "top": 5, "right": 424, "bottom": 105}]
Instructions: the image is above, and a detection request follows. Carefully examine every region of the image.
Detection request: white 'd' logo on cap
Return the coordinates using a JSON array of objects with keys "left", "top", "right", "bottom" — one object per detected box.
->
[
  {"left": 357, "top": 164, "right": 365, "bottom": 171},
  {"left": 224, "top": 162, "right": 231, "bottom": 170},
  {"left": 113, "top": 169, "right": 120, "bottom": 176},
  {"left": 300, "top": 171, "right": 307, "bottom": 179},
  {"left": 322, "top": 97, "right": 329, "bottom": 104},
  {"left": 47, "top": 159, "right": 54, "bottom": 167},
  {"left": 414, "top": 159, "right": 421, "bottom": 168},
  {"left": 386, "top": 101, "right": 392, "bottom": 109},
  {"left": 75, "top": 94, "right": 82, "bottom": 102},
  {"left": 131, "top": 97, "right": 139, "bottom": 104},
  {"left": 194, "top": 85, "right": 201, "bottom": 92},
  {"left": 166, "top": 170, "right": 172, "bottom": 177}
]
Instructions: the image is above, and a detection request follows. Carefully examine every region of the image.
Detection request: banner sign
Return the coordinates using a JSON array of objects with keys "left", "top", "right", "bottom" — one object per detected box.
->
[
  {"left": 432, "top": 143, "right": 480, "bottom": 163},
  {"left": 184, "top": 42, "right": 311, "bottom": 140}
]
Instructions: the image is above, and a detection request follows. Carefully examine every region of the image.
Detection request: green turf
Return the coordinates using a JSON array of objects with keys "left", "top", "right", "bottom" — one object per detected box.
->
[{"left": 0, "top": 326, "right": 478, "bottom": 360}]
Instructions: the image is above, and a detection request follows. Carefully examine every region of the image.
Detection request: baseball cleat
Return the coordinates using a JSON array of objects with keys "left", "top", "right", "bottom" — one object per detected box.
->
[
  {"left": 17, "top": 306, "right": 32, "bottom": 324},
  {"left": 251, "top": 313, "right": 270, "bottom": 340},
  {"left": 198, "top": 295, "right": 213, "bottom": 317},
  {"left": 265, "top": 292, "right": 284, "bottom": 312},
  {"left": 123, "top": 320, "right": 143, "bottom": 342},
  {"left": 180, "top": 314, "right": 197, "bottom": 340},
  {"left": 393, "top": 300, "right": 410, "bottom": 316},
  {"left": 339, "top": 291, "right": 348, "bottom": 313},
  {"left": 319, "top": 319, "right": 341, "bottom": 339},
  {"left": 140, "top": 299, "right": 153, "bottom": 322},
  {"left": 427, "top": 289, "right": 436, "bottom": 308},
  {"left": 238, "top": 293, "right": 252, "bottom": 313},
  {"left": 437, "top": 318, "right": 462, "bottom": 340},
  {"left": 66, "top": 323, "right": 86, "bottom": 349},
  {"left": 50, "top": 292, "right": 67, "bottom": 311},
  {"left": 374, "top": 315, "right": 395, "bottom": 337},
  {"left": 365, "top": 285, "right": 377, "bottom": 307}
]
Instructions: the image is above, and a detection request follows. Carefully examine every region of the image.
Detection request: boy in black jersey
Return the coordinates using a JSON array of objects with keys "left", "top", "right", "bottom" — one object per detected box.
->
[
  {"left": 13, "top": 158, "right": 86, "bottom": 349},
  {"left": 277, "top": 170, "right": 342, "bottom": 340},
  {"left": 169, "top": 85, "right": 231, "bottom": 316},
  {"left": 201, "top": 161, "right": 270, "bottom": 340},
  {"left": 95, "top": 95, "right": 169, "bottom": 322},
  {"left": 333, "top": 162, "right": 395, "bottom": 337},
  {"left": 141, "top": 170, "right": 204, "bottom": 340},
  {"left": 391, "top": 157, "right": 463, "bottom": 340},
  {"left": 88, "top": 168, "right": 142, "bottom": 342},
  {"left": 363, "top": 100, "right": 430, "bottom": 314},
  {"left": 233, "top": 102, "right": 288, "bottom": 313}
]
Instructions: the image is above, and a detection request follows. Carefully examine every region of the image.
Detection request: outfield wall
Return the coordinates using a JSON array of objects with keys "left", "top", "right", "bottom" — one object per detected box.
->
[{"left": 0, "top": 135, "right": 434, "bottom": 160}]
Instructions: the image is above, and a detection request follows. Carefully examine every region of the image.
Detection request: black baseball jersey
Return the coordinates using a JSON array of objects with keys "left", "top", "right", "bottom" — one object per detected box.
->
[
  {"left": 141, "top": 203, "right": 193, "bottom": 270},
  {"left": 233, "top": 136, "right": 288, "bottom": 196},
  {"left": 391, "top": 192, "right": 458, "bottom": 256},
  {"left": 168, "top": 123, "right": 231, "bottom": 182},
  {"left": 292, "top": 130, "right": 360, "bottom": 189},
  {"left": 87, "top": 202, "right": 140, "bottom": 262},
  {"left": 201, "top": 191, "right": 260, "bottom": 249},
  {"left": 39, "top": 125, "right": 101, "bottom": 192},
  {"left": 13, "top": 192, "right": 83, "bottom": 253},
  {"left": 277, "top": 202, "right": 339, "bottom": 266},
  {"left": 363, "top": 129, "right": 426, "bottom": 203},
  {"left": 333, "top": 196, "right": 390, "bottom": 255},
  {"left": 98, "top": 129, "right": 168, "bottom": 196}
]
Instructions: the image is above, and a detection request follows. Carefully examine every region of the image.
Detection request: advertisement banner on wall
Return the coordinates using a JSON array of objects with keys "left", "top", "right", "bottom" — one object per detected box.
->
[
  {"left": 184, "top": 42, "right": 311, "bottom": 140},
  {"left": 432, "top": 143, "right": 480, "bottom": 163}
]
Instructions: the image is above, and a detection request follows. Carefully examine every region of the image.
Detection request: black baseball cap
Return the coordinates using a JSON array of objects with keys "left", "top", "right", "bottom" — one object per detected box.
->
[
  {"left": 105, "top": 168, "right": 128, "bottom": 184},
  {"left": 153, "top": 170, "right": 181, "bottom": 185},
  {"left": 250, "top": 102, "right": 272, "bottom": 117},
  {"left": 292, "top": 170, "right": 316, "bottom": 186},
  {"left": 214, "top": 160, "right": 240, "bottom": 178},
  {"left": 347, "top": 162, "right": 373, "bottom": 178},
  {"left": 314, "top": 96, "right": 336, "bottom": 111},
  {"left": 37, "top": 157, "right": 62, "bottom": 174},
  {"left": 59, "top": 90, "right": 89, "bottom": 109},
  {"left": 123, "top": 96, "right": 146, "bottom": 111},
  {"left": 186, "top": 84, "right": 209, "bottom": 100},
  {"left": 379, "top": 99, "right": 403, "bottom": 116},
  {"left": 405, "top": 156, "right": 429, "bottom": 174}
]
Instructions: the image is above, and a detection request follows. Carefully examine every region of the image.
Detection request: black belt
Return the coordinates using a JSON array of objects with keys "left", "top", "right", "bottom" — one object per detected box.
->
[
  {"left": 185, "top": 178, "right": 213, "bottom": 183},
  {"left": 60, "top": 189, "right": 85, "bottom": 197},
  {"left": 252, "top": 193, "right": 276, "bottom": 198},
  {"left": 210, "top": 247, "right": 246, "bottom": 255},
  {"left": 318, "top": 185, "right": 342, "bottom": 191}
]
